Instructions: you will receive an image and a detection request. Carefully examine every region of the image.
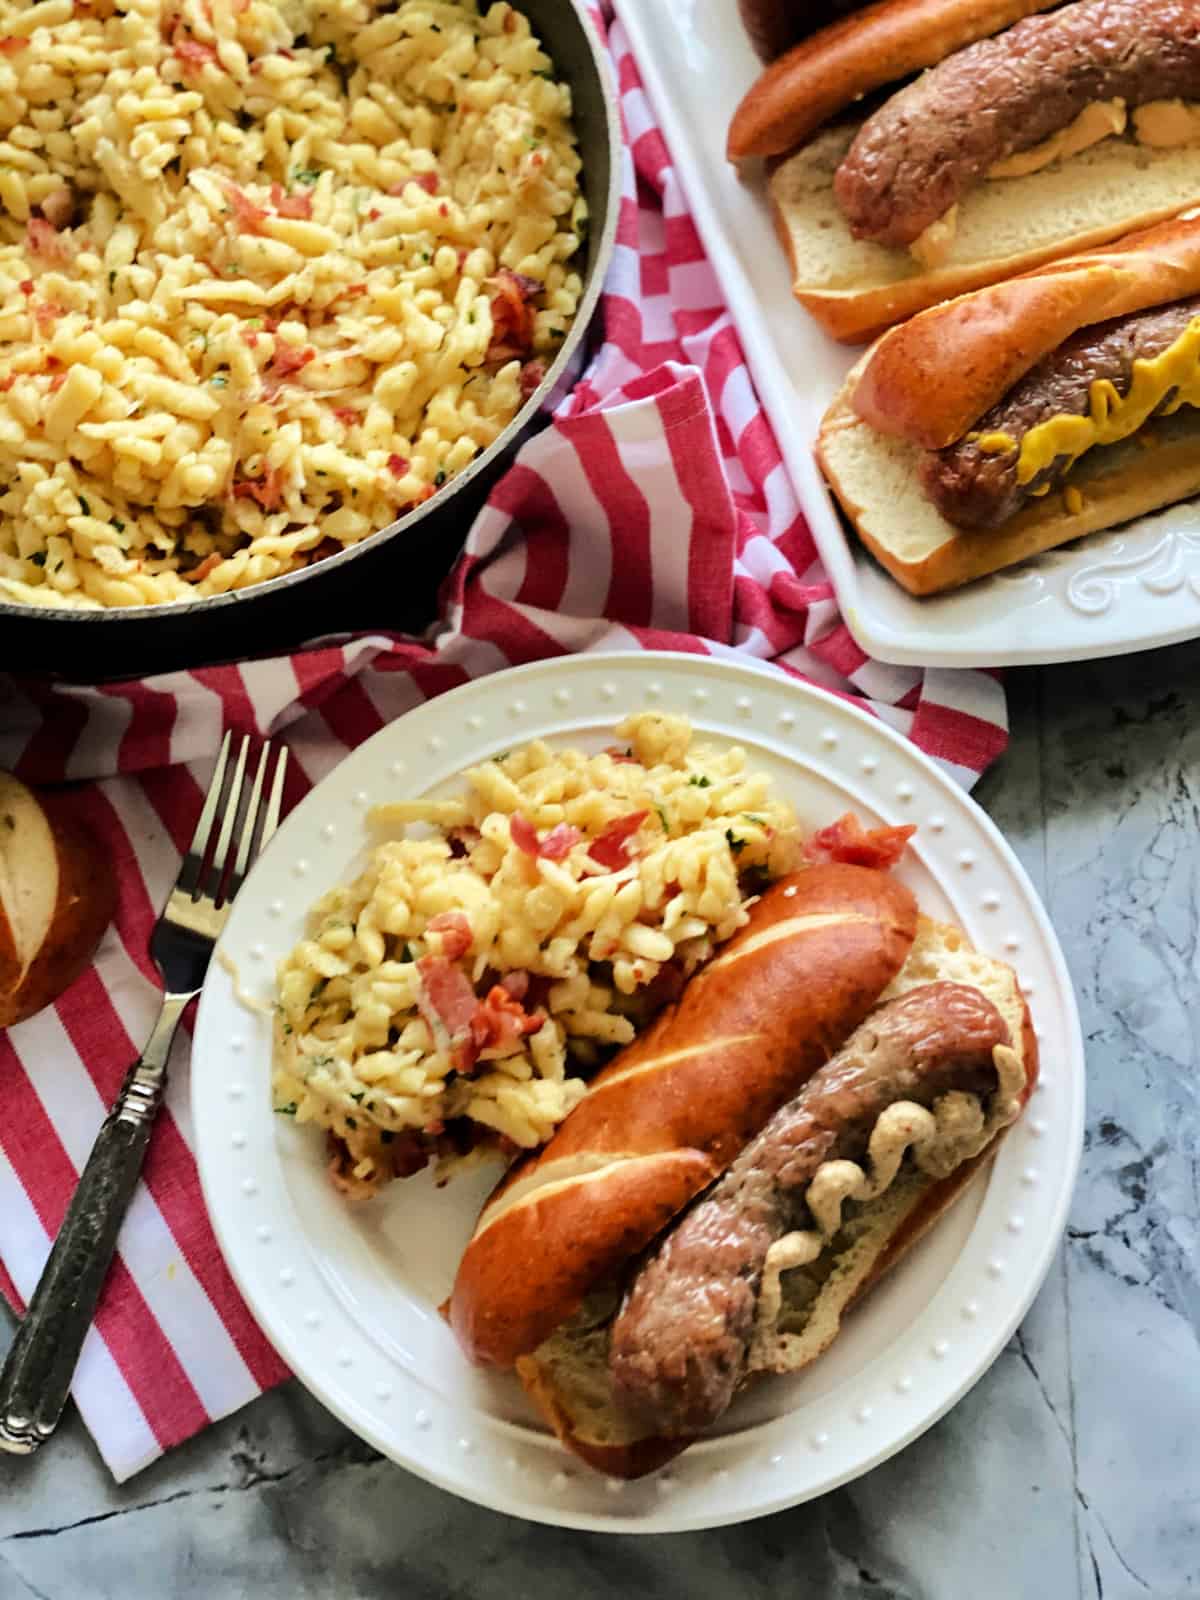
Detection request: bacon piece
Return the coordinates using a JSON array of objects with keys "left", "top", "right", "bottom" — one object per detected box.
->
[
  {"left": 386, "top": 1130, "right": 432, "bottom": 1180},
  {"left": 498, "top": 971, "right": 529, "bottom": 1001},
  {"left": 461, "top": 985, "right": 543, "bottom": 1073},
  {"left": 588, "top": 811, "right": 649, "bottom": 870},
  {"left": 225, "top": 182, "right": 268, "bottom": 234},
  {"left": 539, "top": 822, "right": 581, "bottom": 860},
  {"left": 509, "top": 812, "right": 540, "bottom": 857},
  {"left": 508, "top": 812, "right": 583, "bottom": 862},
  {"left": 520, "top": 358, "right": 546, "bottom": 400},
  {"left": 183, "top": 552, "right": 222, "bottom": 583},
  {"left": 33, "top": 301, "right": 66, "bottom": 331},
  {"left": 270, "top": 343, "right": 313, "bottom": 377},
  {"left": 48, "top": 372, "right": 67, "bottom": 393},
  {"left": 0, "top": 36, "right": 30, "bottom": 54},
  {"left": 0, "top": 375, "right": 15, "bottom": 393},
  {"left": 334, "top": 406, "right": 359, "bottom": 425},
  {"left": 270, "top": 182, "right": 313, "bottom": 220},
  {"left": 232, "top": 463, "right": 283, "bottom": 511},
  {"left": 487, "top": 268, "right": 539, "bottom": 363},
  {"left": 417, "top": 954, "right": 478, "bottom": 1040},
  {"left": 389, "top": 172, "right": 439, "bottom": 196},
  {"left": 426, "top": 910, "right": 472, "bottom": 961},
  {"left": 26, "top": 218, "right": 70, "bottom": 263},
  {"left": 603, "top": 745, "right": 638, "bottom": 765},
  {"left": 803, "top": 812, "right": 916, "bottom": 871},
  {"left": 173, "top": 30, "right": 221, "bottom": 71},
  {"left": 387, "top": 453, "right": 410, "bottom": 478},
  {"left": 18, "top": 280, "right": 33, "bottom": 296}
]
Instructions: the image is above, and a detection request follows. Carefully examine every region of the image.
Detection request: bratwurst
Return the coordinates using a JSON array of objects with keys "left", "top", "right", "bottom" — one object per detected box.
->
[
  {"left": 919, "top": 296, "right": 1200, "bottom": 529},
  {"left": 608, "top": 982, "right": 1008, "bottom": 1436},
  {"left": 834, "top": 0, "right": 1200, "bottom": 249}
]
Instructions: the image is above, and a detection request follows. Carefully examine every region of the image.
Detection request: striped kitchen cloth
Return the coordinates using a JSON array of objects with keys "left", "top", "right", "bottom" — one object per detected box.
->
[{"left": 0, "top": 9, "right": 1007, "bottom": 1480}]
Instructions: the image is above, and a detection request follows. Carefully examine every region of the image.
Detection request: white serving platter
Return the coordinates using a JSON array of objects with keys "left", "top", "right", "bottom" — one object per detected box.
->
[
  {"left": 192, "top": 653, "right": 1083, "bottom": 1530},
  {"left": 613, "top": 0, "right": 1200, "bottom": 666}
]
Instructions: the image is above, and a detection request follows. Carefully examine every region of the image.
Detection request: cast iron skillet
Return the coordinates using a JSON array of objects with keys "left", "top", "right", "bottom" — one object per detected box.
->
[{"left": 0, "top": 0, "right": 621, "bottom": 680}]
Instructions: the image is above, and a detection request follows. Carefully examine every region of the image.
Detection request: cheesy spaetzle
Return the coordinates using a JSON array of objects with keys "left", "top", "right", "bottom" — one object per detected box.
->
[{"left": 0, "top": 0, "right": 584, "bottom": 608}]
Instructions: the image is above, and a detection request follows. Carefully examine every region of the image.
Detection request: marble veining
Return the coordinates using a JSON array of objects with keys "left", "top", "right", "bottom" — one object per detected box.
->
[{"left": 3, "top": 645, "right": 1200, "bottom": 1598}]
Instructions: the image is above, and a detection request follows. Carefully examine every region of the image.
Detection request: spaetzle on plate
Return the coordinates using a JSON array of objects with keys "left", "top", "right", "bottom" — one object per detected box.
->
[
  {"left": 272, "top": 713, "right": 804, "bottom": 1197},
  {"left": 0, "top": 0, "right": 584, "bottom": 608}
]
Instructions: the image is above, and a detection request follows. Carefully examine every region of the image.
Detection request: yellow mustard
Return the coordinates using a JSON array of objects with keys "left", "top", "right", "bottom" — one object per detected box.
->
[
  {"left": 972, "top": 430, "right": 1018, "bottom": 455},
  {"left": 1015, "top": 315, "right": 1200, "bottom": 487}
]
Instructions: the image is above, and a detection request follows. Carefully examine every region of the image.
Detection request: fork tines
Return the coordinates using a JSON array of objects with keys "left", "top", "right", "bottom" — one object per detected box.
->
[{"left": 179, "top": 733, "right": 288, "bottom": 909}]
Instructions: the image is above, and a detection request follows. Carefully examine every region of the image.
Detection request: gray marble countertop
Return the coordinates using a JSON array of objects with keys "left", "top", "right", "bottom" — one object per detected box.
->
[{"left": 3, "top": 643, "right": 1198, "bottom": 1600}]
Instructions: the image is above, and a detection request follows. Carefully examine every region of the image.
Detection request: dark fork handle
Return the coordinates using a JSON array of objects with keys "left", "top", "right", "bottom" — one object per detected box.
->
[{"left": 0, "top": 993, "right": 189, "bottom": 1455}]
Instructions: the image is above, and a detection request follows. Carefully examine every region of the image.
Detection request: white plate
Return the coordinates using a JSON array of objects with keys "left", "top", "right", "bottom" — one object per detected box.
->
[
  {"left": 613, "top": 0, "right": 1200, "bottom": 668},
  {"left": 192, "top": 653, "right": 1084, "bottom": 1531}
]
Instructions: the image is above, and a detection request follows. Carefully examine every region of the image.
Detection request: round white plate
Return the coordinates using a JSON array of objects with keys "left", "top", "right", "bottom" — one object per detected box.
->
[
  {"left": 612, "top": 0, "right": 1200, "bottom": 668},
  {"left": 192, "top": 653, "right": 1084, "bottom": 1531}
]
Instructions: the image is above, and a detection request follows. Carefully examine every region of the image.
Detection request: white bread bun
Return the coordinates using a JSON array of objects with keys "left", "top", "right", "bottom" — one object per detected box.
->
[
  {"left": 769, "top": 127, "right": 1200, "bottom": 343},
  {"left": 515, "top": 918, "right": 1038, "bottom": 1477},
  {"left": 0, "top": 771, "right": 117, "bottom": 1028},
  {"left": 817, "top": 397, "right": 1200, "bottom": 594}
]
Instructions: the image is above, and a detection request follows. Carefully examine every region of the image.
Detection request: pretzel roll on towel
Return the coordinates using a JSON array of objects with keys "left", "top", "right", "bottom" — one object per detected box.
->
[{"left": 448, "top": 863, "right": 918, "bottom": 1368}]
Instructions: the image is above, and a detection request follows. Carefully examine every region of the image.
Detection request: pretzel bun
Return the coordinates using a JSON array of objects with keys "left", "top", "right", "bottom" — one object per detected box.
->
[
  {"left": 516, "top": 918, "right": 1039, "bottom": 1479},
  {"left": 0, "top": 772, "right": 117, "bottom": 1029},
  {"left": 729, "top": 0, "right": 1056, "bottom": 160},
  {"left": 852, "top": 215, "right": 1200, "bottom": 449},
  {"left": 448, "top": 863, "right": 918, "bottom": 1368},
  {"left": 816, "top": 216, "right": 1200, "bottom": 592}
]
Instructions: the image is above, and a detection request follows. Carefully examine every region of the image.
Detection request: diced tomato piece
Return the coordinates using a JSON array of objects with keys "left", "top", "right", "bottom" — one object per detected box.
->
[
  {"left": 588, "top": 811, "right": 649, "bottom": 870},
  {"left": 387, "top": 453, "right": 410, "bottom": 478},
  {"left": 334, "top": 406, "right": 360, "bottom": 425},
  {"left": 0, "top": 375, "right": 15, "bottom": 392},
  {"left": 33, "top": 301, "right": 66, "bottom": 331},
  {"left": 18, "top": 280, "right": 33, "bottom": 296},
  {"left": 270, "top": 343, "right": 313, "bottom": 377},
  {"left": 803, "top": 813, "right": 916, "bottom": 870},
  {"left": 0, "top": 36, "right": 30, "bottom": 54},
  {"left": 426, "top": 910, "right": 472, "bottom": 961},
  {"left": 48, "top": 371, "right": 67, "bottom": 393},
  {"left": 342, "top": 282, "right": 368, "bottom": 297}
]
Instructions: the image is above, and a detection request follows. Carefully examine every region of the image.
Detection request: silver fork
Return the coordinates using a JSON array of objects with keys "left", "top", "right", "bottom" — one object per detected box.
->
[{"left": 0, "top": 732, "right": 288, "bottom": 1456}]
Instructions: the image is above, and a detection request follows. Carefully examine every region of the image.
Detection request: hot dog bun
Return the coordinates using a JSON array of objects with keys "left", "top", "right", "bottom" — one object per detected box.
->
[
  {"left": 448, "top": 863, "right": 918, "bottom": 1369},
  {"left": 816, "top": 217, "right": 1200, "bottom": 592},
  {"left": 0, "top": 772, "right": 116, "bottom": 1029},
  {"left": 516, "top": 917, "right": 1038, "bottom": 1479},
  {"left": 768, "top": 130, "right": 1200, "bottom": 343},
  {"left": 729, "top": 0, "right": 1058, "bottom": 159}
]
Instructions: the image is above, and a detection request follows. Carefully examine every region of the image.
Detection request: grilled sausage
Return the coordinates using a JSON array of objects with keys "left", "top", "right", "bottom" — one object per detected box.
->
[
  {"left": 834, "top": 0, "right": 1200, "bottom": 249},
  {"left": 608, "top": 982, "right": 1008, "bottom": 1436},
  {"left": 918, "top": 297, "right": 1200, "bottom": 529}
]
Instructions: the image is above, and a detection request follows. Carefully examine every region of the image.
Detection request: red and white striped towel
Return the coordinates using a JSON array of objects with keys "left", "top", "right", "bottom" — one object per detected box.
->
[{"left": 0, "top": 9, "right": 1008, "bottom": 1481}]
